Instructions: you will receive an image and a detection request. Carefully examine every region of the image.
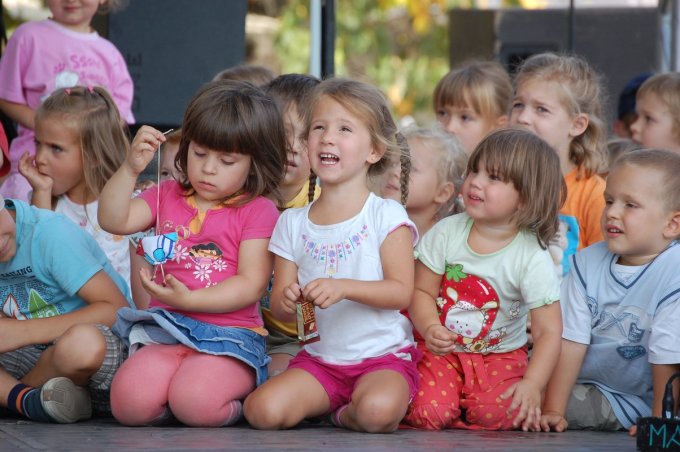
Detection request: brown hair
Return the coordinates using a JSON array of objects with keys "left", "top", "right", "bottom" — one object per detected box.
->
[
  {"left": 175, "top": 80, "right": 286, "bottom": 206},
  {"left": 303, "top": 78, "right": 408, "bottom": 201},
  {"left": 467, "top": 128, "right": 567, "bottom": 248},
  {"left": 611, "top": 149, "right": 680, "bottom": 212},
  {"left": 212, "top": 64, "right": 276, "bottom": 87},
  {"left": 514, "top": 53, "right": 607, "bottom": 178},
  {"left": 637, "top": 72, "right": 680, "bottom": 142},
  {"left": 433, "top": 60, "right": 512, "bottom": 122},
  {"left": 36, "top": 86, "right": 128, "bottom": 200}
]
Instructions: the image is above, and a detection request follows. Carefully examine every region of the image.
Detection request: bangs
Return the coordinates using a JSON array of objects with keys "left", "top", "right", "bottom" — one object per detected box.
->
[{"left": 467, "top": 143, "right": 516, "bottom": 184}]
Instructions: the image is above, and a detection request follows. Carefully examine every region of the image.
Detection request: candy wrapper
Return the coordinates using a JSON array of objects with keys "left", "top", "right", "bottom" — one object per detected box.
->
[{"left": 296, "top": 296, "right": 320, "bottom": 344}]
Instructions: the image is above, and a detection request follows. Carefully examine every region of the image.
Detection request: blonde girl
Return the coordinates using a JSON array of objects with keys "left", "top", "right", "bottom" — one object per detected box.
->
[
  {"left": 98, "top": 80, "right": 286, "bottom": 427},
  {"left": 244, "top": 78, "right": 418, "bottom": 433},
  {"left": 404, "top": 128, "right": 565, "bottom": 431},
  {"left": 510, "top": 53, "right": 607, "bottom": 275},
  {"left": 18, "top": 86, "right": 131, "bottom": 288},
  {"left": 433, "top": 60, "right": 512, "bottom": 155},
  {"left": 381, "top": 125, "right": 468, "bottom": 237}
]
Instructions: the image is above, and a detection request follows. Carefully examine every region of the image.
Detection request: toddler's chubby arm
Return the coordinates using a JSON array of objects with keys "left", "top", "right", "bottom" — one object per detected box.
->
[
  {"left": 98, "top": 125, "right": 163, "bottom": 235},
  {"left": 0, "top": 99, "right": 35, "bottom": 130},
  {"left": 301, "top": 225, "right": 415, "bottom": 310},
  {"left": 409, "top": 260, "right": 457, "bottom": 355},
  {"left": 503, "top": 302, "right": 562, "bottom": 432},
  {"left": 270, "top": 255, "right": 302, "bottom": 323},
  {"left": 539, "top": 338, "right": 588, "bottom": 432},
  {"left": 140, "top": 238, "right": 274, "bottom": 314},
  {"left": 0, "top": 270, "right": 129, "bottom": 352}
]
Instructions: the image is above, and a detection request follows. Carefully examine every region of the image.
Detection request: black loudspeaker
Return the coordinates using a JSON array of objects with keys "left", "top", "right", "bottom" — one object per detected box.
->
[
  {"left": 100, "top": 0, "right": 247, "bottom": 128},
  {"left": 448, "top": 8, "right": 660, "bottom": 122},
  {"left": 636, "top": 371, "right": 680, "bottom": 451}
]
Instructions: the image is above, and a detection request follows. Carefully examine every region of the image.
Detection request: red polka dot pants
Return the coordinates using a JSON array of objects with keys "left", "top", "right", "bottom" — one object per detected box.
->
[{"left": 403, "top": 343, "right": 529, "bottom": 430}]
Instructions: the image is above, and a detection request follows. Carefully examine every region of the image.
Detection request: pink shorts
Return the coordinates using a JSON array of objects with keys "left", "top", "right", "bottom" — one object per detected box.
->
[{"left": 288, "top": 347, "right": 421, "bottom": 412}]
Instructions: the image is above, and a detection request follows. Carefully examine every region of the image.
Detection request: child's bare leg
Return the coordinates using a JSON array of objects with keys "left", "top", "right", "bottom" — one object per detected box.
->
[
  {"left": 244, "top": 368, "right": 329, "bottom": 429},
  {"left": 339, "top": 370, "right": 410, "bottom": 433},
  {"left": 267, "top": 353, "right": 294, "bottom": 377},
  {"left": 22, "top": 324, "right": 106, "bottom": 387}
]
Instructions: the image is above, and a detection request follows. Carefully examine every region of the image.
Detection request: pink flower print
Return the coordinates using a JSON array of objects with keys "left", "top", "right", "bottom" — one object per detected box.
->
[
  {"left": 212, "top": 260, "right": 227, "bottom": 272},
  {"left": 193, "top": 264, "right": 213, "bottom": 282},
  {"left": 173, "top": 245, "right": 190, "bottom": 263}
]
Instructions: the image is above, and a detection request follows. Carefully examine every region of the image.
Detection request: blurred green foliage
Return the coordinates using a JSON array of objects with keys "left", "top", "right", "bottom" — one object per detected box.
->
[{"left": 274, "top": 0, "right": 464, "bottom": 125}]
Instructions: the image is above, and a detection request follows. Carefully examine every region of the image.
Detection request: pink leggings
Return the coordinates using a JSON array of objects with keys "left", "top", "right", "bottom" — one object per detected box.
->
[
  {"left": 110, "top": 344, "right": 255, "bottom": 427},
  {"left": 403, "top": 345, "right": 528, "bottom": 430}
]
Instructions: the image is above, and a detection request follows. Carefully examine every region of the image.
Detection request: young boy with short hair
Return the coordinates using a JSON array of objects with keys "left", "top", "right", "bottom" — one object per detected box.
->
[
  {"left": 540, "top": 149, "right": 680, "bottom": 433},
  {"left": 630, "top": 73, "right": 680, "bottom": 153},
  {"left": 0, "top": 196, "right": 130, "bottom": 423}
]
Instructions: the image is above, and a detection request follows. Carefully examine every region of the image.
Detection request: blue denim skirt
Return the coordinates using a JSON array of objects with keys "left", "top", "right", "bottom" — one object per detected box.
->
[{"left": 113, "top": 307, "right": 270, "bottom": 385}]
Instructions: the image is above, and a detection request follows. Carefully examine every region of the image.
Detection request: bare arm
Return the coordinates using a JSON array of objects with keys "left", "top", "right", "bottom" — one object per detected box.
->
[
  {"left": 302, "top": 225, "right": 415, "bottom": 310},
  {"left": 98, "top": 126, "right": 164, "bottom": 235},
  {"left": 540, "top": 339, "right": 588, "bottom": 432},
  {"left": 270, "top": 255, "right": 301, "bottom": 323},
  {"left": 524, "top": 302, "right": 563, "bottom": 393},
  {"left": 0, "top": 270, "right": 128, "bottom": 352},
  {"left": 0, "top": 99, "right": 35, "bottom": 130},
  {"left": 140, "top": 238, "right": 274, "bottom": 313}
]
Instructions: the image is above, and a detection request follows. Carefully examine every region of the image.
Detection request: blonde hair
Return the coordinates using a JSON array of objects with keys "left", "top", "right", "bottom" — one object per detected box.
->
[
  {"left": 467, "top": 128, "right": 567, "bottom": 248},
  {"left": 433, "top": 60, "right": 512, "bottom": 122},
  {"left": 637, "top": 72, "right": 680, "bottom": 142},
  {"left": 303, "top": 78, "right": 410, "bottom": 204},
  {"left": 402, "top": 125, "right": 467, "bottom": 217},
  {"left": 611, "top": 149, "right": 680, "bottom": 212},
  {"left": 514, "top": 53, "right": 607, "bottom": 178},
  {"left": 36, "top": 86, "right": 128, "bottom": 199}
]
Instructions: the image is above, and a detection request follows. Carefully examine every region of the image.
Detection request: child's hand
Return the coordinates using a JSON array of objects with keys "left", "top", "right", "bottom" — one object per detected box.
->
[
  {"left": 500, "top": 378, "right": 542, "bottom": 431},
  {"left": 423, "top": 324, "right": 457, "bottom": 355},
  {"left": 281, "top": 283, "right": 302, "bottom": 315},
  {"left": 302, "top": 278, "right": 345, "bottom": 309},
  {"left": 139, "top": 268, "right": 190, "bottom": 308},
  {"left": 127, "top": 126, "right": 166, "bottom": 176},
  {"left": 539, "top": 411, "right": 568, "bottom": 432},
  {"left": 18, "top": 152, "right": 53, "bottom": 193}
]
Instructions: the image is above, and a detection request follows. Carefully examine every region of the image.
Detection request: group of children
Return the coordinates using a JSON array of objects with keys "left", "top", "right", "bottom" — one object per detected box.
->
[{"left": 0, "top": 0, "right": 679, "bottom": 438}]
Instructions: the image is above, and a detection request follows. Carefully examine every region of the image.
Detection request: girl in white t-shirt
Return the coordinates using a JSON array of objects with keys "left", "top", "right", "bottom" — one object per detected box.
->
[
  {"left": 244, "top": 78, "right": 418, "bottom": 433},
  {"left": 403, "top": 128, "right": 565, "bottom": 432},
  {"left": 18, "top": 86, "right": 131, "bottom": 289}
]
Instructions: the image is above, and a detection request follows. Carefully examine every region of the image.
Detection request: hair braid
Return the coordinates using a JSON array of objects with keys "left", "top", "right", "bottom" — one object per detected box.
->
[
  {"left": 396, "top": 132, "right": 411, "bottom": 206},
  {"left": 307, "top": 172, "right": 317, "bottom": 204}
]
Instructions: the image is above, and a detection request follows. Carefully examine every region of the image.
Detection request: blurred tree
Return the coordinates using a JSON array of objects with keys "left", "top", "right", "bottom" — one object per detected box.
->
[{"left": 274, "top": 0, "right": 461, "bottom": 124}]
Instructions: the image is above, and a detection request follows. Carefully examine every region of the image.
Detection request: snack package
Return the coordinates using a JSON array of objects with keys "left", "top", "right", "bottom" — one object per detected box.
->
[{"left": 296, "top": 296, "right": 320, "bottom": 344}]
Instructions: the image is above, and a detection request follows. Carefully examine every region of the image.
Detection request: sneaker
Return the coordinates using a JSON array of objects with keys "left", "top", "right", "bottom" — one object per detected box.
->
[{"left": 40, "top": 377, "right": 92, "bottom": 423}]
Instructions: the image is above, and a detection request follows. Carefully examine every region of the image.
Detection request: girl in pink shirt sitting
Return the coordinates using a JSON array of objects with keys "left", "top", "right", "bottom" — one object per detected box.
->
[{"left": 98, "top": 80, "right": 286, "bottom": 427}]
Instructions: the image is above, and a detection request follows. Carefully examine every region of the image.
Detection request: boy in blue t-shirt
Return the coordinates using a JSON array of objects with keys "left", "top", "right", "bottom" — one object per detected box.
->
[
  {"left": 0, "top": 196, "right": 131, "bottom": 423},
  {"left": 540, "top": 149, "right": 680, "bottom": 434}
]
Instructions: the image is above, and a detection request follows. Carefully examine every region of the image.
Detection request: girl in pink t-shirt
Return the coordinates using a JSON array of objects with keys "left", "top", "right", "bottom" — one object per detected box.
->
[
  {"left": 98, "top": 80, "right": 286, "bottom": 427},
  {"left": 0, "top": 0, "right": 134, "bottom": 202}
]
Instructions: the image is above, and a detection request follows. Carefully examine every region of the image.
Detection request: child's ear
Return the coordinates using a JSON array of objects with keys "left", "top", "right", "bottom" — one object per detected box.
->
[
  {"left": 434, "top": 181, "right": 455, "bottom": 205},
  {"left": 495, "top": 115, "right": 509, "bottom": 128},
  {"left": 663, "top": 211, "right": 680, "bottom": 239},
  {"left": 569, "top": 113, "right": 589, "bottom": 138},
  {"left": 366, "top": 145, "right": 385, "bottom": 165}
]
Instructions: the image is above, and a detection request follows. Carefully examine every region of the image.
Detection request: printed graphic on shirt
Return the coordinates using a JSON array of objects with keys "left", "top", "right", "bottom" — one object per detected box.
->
[
  {"left": 1, "top": 279, "right": 64, "bottom": 320},
  {"left": 595, "top": 307, "right": 648, "bottom": 360},
  {"left": 436, "top": 263, "right": 504, "bottom": 353},
  {"left": 172, "top": 241, "right": 226, "bottom": 287},
  {"left": 302, "top": 225, "right": 369, "bottom": 276}
]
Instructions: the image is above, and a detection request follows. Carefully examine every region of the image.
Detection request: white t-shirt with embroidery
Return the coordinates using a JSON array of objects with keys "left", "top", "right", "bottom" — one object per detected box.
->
[
  {"left": 269, "top": 193, "right": 418, "bottom": 365},
  {"left": 56, "top": 195, "right": 131, "bottom": 289}
]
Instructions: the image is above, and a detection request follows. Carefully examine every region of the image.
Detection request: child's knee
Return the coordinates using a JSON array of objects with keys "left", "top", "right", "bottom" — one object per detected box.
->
[
  {"left": 243, "top": 389, "right": 290, "bottom": 430},
  {"left": 351, "top": 392, "right": 408, "bottom": 433},
  {"left": 404, "top": 400, "right": 460, "bottom": 430},
  {"left": 52, "top": 324, "right": 106, "bottom": 372}
]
